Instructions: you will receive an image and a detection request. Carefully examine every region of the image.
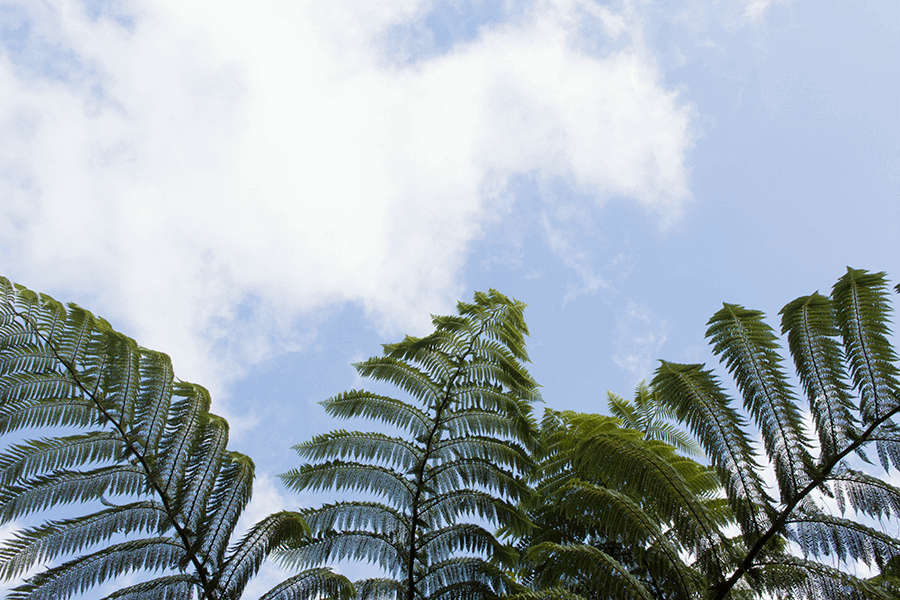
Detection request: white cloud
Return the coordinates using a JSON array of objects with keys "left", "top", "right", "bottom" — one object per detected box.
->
[{"left": 0, "top": 0, "right": 694, "bottom": 401}]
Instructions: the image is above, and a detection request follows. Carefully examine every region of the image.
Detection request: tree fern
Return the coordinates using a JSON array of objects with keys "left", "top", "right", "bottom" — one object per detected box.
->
[
  {"left": 514, "top": 410, "right": 728, "bottom": 600},
  {"left": 0, "top": 277, "right": 348, "bottom": 600},
  {"left": 652, "top": 267, "right": 900, "bottom": 599},
  {"left": 279, "top": 290, "right": 539, "bottom": 600}
]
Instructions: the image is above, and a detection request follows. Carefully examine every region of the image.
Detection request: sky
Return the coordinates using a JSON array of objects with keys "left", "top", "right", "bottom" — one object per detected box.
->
[{"left": 1, "top": 0, "right": 900, "bottom": 595}]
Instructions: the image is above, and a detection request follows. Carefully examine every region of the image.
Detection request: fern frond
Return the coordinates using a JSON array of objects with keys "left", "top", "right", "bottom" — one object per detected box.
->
[
  {"left": 178, "top": 414, "right": 229, "bottom": 532},
  {"left": 218, "top": 511, "right": 311, "bottom": 598},
  {"left": 431, "top": 436, "right": 531, "bottom": 473},
  {"left": 830, "top": 466, "right": 900, "bottom": 520},
  {"left": 302, "top": 502, "right": 410, "bottom": 537},
  {"left": 781, "top": 292, "right": 856, "bottom": 462},
  {"left": 294, "top": 430, "right": 423, "bottom": 472},
  {"left": 156, "top": 382, "right": 211, "bottom": 498},
  {"left": 354, "top": 356, "right": 441, "bottom": 404},
  {"left": 652, "top": 361, "right": 771, "bottom": 538},
  {"left": 416, "top": 523, "right": 510, "bottom": 567},
  {"left": 524, "top": 542, "right": 655, "bottom": 600},
  {"left": 0, "top": 465, "right": 148, "bottom": 521},
  {"left": 321, "top": 391, "right": 434, "bottom": 438},
  {"left": 0, "top": 431, "right": 123, "bottom": 489},
  {"left": 257, "top": 568, "right": 355, "bottom": 600},
  {"left": 0, "top": 500, "right": 169, "bottom": 580},
  {"left": 0, "top": 397, "right": 97, "bottom": 435},
  {"left": 198, "top": 451, "right": 255, "bottom": 571},
  {"left": 418, "top": 556, "right": 518, "bottom": 597},
  {"left": 354, "top": 578, "right": 403, "bottom": 600},
  {"left": 100, "top": 574, "right": 198, "bottom": 600},
  {"left": 833, "top": 268, "right": 900, "bottom": 428},
  {"left": 0, "top": 278, "right": 313, "bottom": 599},
  {"left": 132, "top": 351, "right": 175, "bottom": 456},
  {"left": 788, "top": 504, "right": 900, "bottom": 568},
  {"left": 281, "top": 461, "right": 415, "bottom": 504},
  {"left": 281, "top": 289, "right": 538, "bottom": 600},
  {"left": 5, "top": 537, "right": 184, "bottom": 600},
  {"left": 278, "top": 530, "right": 406, "bottom": 574},
  {"left": 750, "top": 554, "right": 897, "bottom": 600},
  {"left": 707, "top": 303, "right": 812, "bottom": 501}
]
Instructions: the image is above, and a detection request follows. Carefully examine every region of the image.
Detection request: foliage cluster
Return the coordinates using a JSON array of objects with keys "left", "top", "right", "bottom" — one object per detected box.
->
[{"left": 2, "top": 268, "right": 900, "bottom": 600}]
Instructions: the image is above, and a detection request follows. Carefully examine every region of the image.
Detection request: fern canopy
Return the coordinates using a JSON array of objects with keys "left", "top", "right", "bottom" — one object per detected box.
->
[
  {"left": 0, "top": 277, "right": 349, "bottom": 600},
  {"left": 279, "top": 289, "right": 540, "bottom": 600},
  {"left": 651, "top": 267, "right": 900, "bottom": 599}
]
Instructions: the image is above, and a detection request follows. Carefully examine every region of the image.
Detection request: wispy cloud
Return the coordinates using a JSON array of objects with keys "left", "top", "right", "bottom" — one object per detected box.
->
[
  {"left": 612, "top": 301, "right": 668, "bottom": 384},
  {"left": 0, "top": 0, "right": 694, "bottom": 400}
]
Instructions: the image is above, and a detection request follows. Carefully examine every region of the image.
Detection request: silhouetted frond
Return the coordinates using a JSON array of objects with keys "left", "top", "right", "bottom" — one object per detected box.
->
[
  {"left": 279, "top": 289, "right": 538, "bottom": 600},
  {"left": 0, "top": 277, "right": 341, "bottom": 600}
]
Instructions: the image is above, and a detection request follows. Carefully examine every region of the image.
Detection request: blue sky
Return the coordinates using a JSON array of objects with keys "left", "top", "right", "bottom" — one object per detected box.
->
[{"left": 1, "top": 0, "right": 900, "bottom": 594}]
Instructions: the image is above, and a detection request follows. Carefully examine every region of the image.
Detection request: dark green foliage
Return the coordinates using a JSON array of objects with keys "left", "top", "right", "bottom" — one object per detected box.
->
[
  {"left": 0, "top": 277, "right": 348, "bottom": 600},
  {"left": 279, "top": 290, "right": 540, "bottom": 600},
  {"left": 515, "top": 410, "right": 730, "bottom": 600},
  {"left": 652, "top": 267, "right": 900, "bottom": 599},
  {"left": 606, "top": 380, "right": 701, "bottom": 455}
]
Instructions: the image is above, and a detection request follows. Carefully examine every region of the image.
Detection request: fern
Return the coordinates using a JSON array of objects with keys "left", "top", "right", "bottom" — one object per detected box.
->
[
  {"left": 0, "top": 277, "right": 349, "bottom": 600},
  {"left": 279, "top": 290, "right": 539, "bottom": 600},
  {"left": 516, "top": 410, "right": 724, "bottom": 600},
  {"left": 652, "top": 267, "right": 900, "bottom": 599}
]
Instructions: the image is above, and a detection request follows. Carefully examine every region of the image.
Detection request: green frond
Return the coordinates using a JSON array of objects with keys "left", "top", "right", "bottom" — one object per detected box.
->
[
  {"left": 0, "top": 465, "right": 148, "bottom": 522},
  {"left": 321, "top": 391, "right": 434, "bottom": 438},
  {"left": 100, "top": 574, "right": 198, "bottom": 600},
  {"left": 281, "top": 289, "right": 538, "bottom": 600},
  {"left": 5, "top": 537, "right": 184, "bottom": 600},
  {"left": 780, "top": 292, "right": 856, "bottom": 461},
  {"left": 706, "top": 303, "right": 812, "bottom": 501},
  {"left": 281, "top": 461, "right": 415, "bottom": 505},
  {"left": 218, "top": 511, "right": 311, "bottom": 597},
  {"left": 0, "top": 500, "right": 169, "bottom": 580},
  {"left": 132, "top": 350, "right": 175, "bottom": 456},
  {"left": 418, "top": 556, "right": 519, "bottom": 598},
  {"left": 0, "top": 371, "right": 80, "bottom": 409},
  {"left": 524, "top": 542, "right": 655, "bottom": 600},
  {"left": 278, "top": 530, "right": 406, "bottom": 574},
  {"left": 354, "top": 356, "right": 441, "bottom": 404},
  {"left": 354, "top": 577, "right": 404, "bottom": 600},
  {"left": 0, "top": 431, "right": 123, "bottom": 489},
  {"left": 606, "top": 382, "right": 701, "bottom": 456},
  {"left": 257, "top": 568, "right": 355, "bottom": 600},
  {"left": 829, "top": 467, "right": 900, "bottom": 521},
  {"left": 198, "top": 451, "right": 255, "bottom": 570},
  {"left": 652, "top": 361, "right": 771, "bottom": 537},
  {"left": 570, "top": 432, "right": 724, "bottom": 561},
  {"left": 0, "top": 397, "right": 97, "bottom": 435},
  {"left": 547, "top": 480, "right": 700, "bottom": 593},
  {"left": 156, "top": 382, "right": 211, "bottom": 497},
  {"left": 750, "top": 554, "right": 897, "bottom": 600},
  {"left": 441, "top": 408, "right": 535, "bottom": 441},
  {"left": 833, "top": 268, "right": 900, "bottom": 427},
  {"left": 431, "top": 436, "right": 531, "bottom": 474},
  {"left": 101, "top": 331, "right": 141, "bottom": 430},
  {"left": 420, "top": 490, "right": 528, "bottom": 536},
  {"left": 294, "top": 431, "right": 423, "bottom": 472},
  {"left": 416, "top": 523, "right": 511, "bottom": 567},
  {"left": 0, "top": 278, "right": 304, "bottom": 599},
  {"left": 788, "top": 504, "right": 900, "bottom": 568},
  {"left": 424, "top": 457, "right": 529, "bottom": 501},
  {"left": 178, "top": 414, "right": 230, "bottom": 531},
  {"left": 505, "top": 587, "right": 587, "bottom": 600}
]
